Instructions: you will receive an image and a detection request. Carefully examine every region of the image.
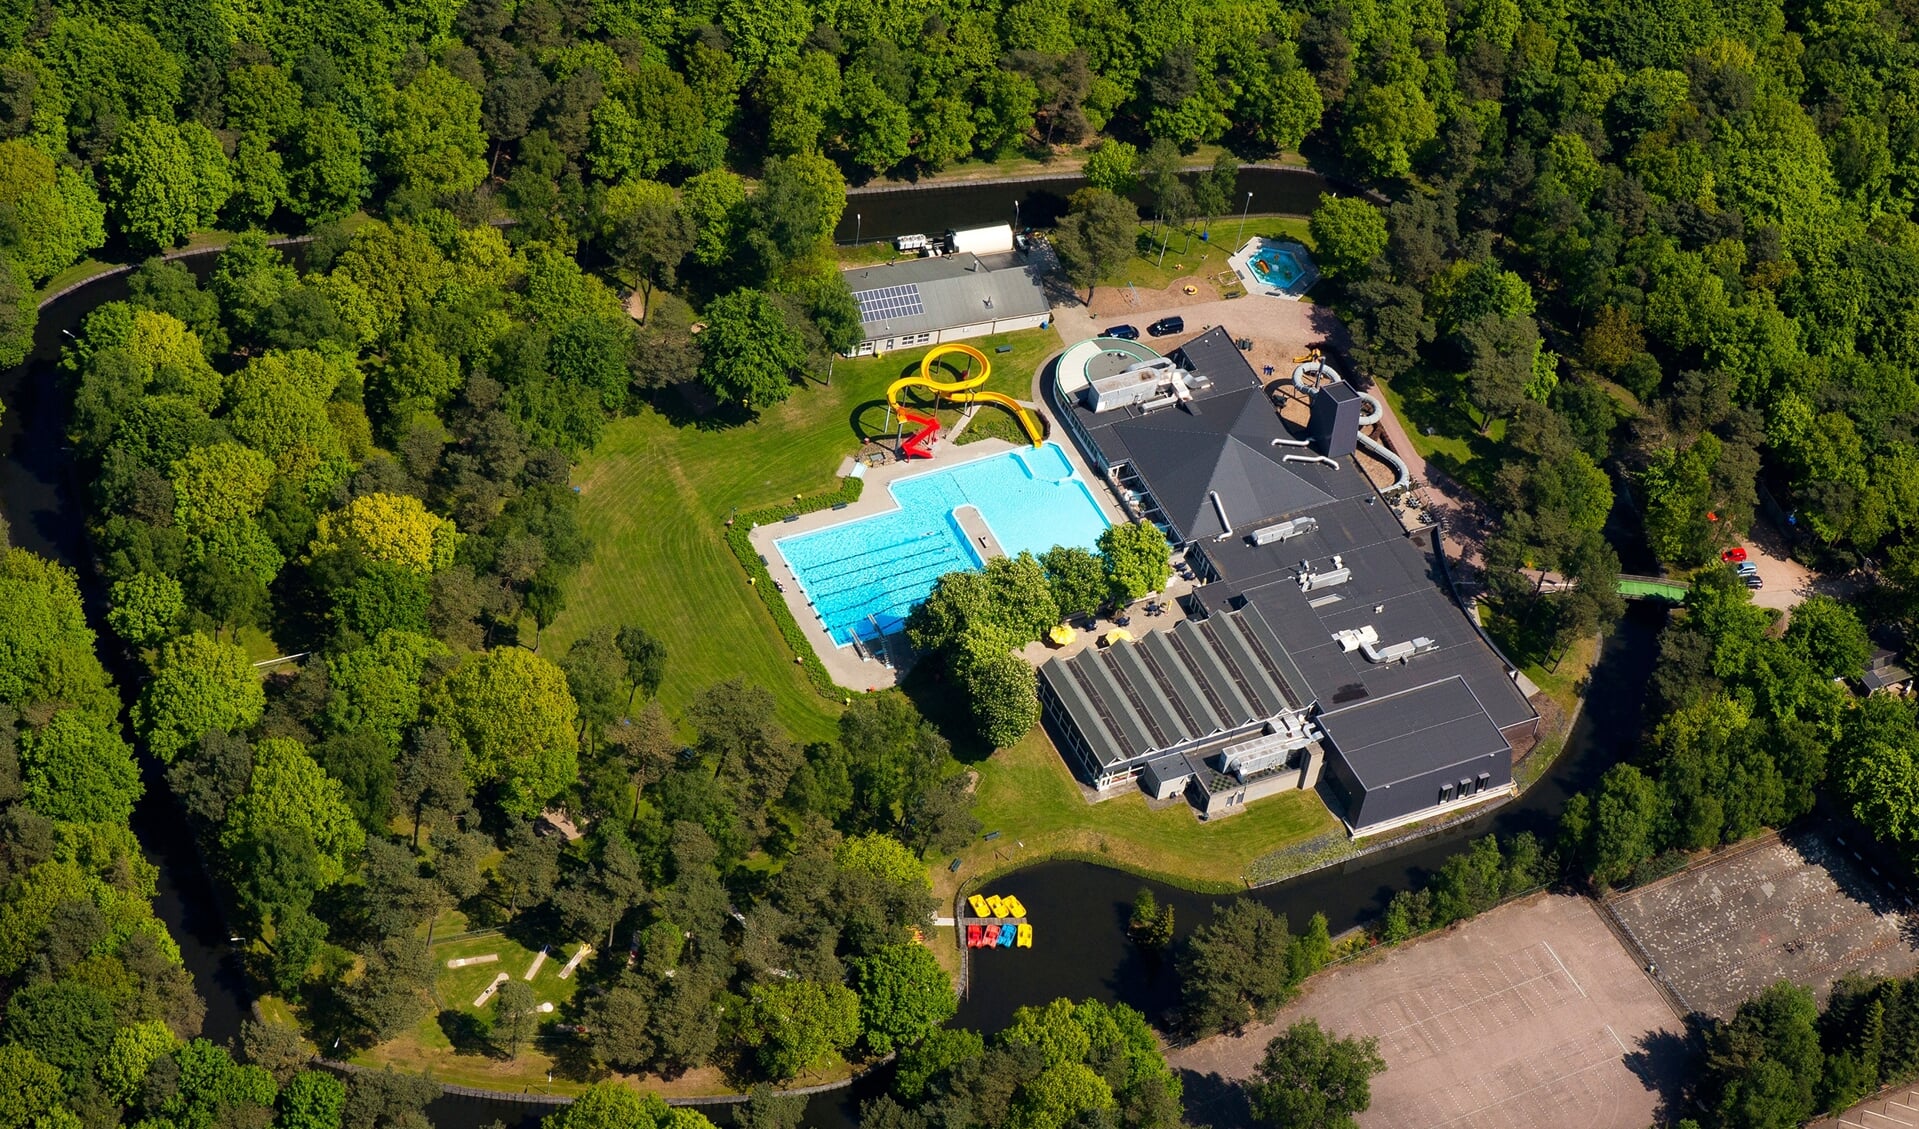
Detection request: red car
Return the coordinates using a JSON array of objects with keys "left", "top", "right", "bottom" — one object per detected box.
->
[{"left": 1721, "top": 547, "right": 1748, "bottom": 563}]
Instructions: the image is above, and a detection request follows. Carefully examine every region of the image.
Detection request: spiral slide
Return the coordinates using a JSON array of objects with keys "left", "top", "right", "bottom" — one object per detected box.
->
[{"left": 886, "top": 343, "right": 1044, "bottom": 459}]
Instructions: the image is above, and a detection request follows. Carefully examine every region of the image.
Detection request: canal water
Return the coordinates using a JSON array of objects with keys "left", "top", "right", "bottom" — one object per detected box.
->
[
  {"left": 0, "top": 225, "right": 1658, "bottom": 1129},
  {"left": 836, "top": 165, "right": 1341, "bottom": 243}
]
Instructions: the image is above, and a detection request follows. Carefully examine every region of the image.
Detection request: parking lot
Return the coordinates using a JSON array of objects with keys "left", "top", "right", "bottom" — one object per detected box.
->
[
  {"left": 1170, "top": 894, "right": 1684, "bottom": 1128},
  {"left": 1607, "top": 829, "right": 1919, "bottom": 1019}
]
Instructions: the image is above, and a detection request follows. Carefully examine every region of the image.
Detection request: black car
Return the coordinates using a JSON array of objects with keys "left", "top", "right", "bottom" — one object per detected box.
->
[
  {"left": 1147, "top": 316, "right": 1186, "bottom": 336},
  {"left": 1104, "top": 324, "right": 1140, "bottom": 340}
]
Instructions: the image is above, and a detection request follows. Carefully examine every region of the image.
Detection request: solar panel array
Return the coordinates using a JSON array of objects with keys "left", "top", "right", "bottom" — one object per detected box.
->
[{"left": 853, "top": 283, "right": 925, "bottom": 323}]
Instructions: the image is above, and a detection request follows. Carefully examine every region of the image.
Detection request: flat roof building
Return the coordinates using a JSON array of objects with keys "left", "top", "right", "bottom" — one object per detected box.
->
[
  {"left": 840, "top": 252, "right": 1050, "bottom": 356},
  {"left": 1044, "top": 327, "right": 1537, "bottom": 833},
  {"left": 1036, "top": 606, "right": 1325, "bottom": 818}
]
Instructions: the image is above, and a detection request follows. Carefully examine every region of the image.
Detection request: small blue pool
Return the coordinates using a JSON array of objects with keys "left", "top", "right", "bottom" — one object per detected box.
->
[
  {"left": 1250, "top": 243, "right": 1308, "bottom": 288},
  {"left": 776, "top": 444, "right": 1111, "bottom": 645}
]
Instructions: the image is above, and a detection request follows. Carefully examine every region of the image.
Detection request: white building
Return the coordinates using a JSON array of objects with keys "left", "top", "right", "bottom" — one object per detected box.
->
[{"left": 841, "top": 251, "right": 1050, "bottom": 356}]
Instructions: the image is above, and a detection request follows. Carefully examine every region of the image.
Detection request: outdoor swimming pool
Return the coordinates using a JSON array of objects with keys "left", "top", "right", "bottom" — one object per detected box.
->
[
  {"left": 776, "top": 444, "right": 1111, "bottom": 645},
  {"left": 1250, "top": 242, "right": 1308, "bottom": 287},
  {"left": 1231, "top": 237, "right": 1318, "bottom": 299}
]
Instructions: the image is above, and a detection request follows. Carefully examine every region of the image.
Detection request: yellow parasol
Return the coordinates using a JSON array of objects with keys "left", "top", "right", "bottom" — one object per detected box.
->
[
  {"left": 1103, "top": 628, "right": 1134, "bottom": 646},
  {"left": 1048, "top": 625, "right": 1077, "bottom": 646}
]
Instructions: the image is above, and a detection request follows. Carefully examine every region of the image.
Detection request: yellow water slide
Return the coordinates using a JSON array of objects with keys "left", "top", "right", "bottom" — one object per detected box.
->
[{"left": 884, "top": 343, "right": 1044, "bottom": 457}]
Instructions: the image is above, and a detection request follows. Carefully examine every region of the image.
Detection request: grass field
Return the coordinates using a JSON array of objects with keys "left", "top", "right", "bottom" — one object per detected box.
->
[
  {"left": 936, "top": 729, "right": 1341, "bottom": 904},
  {"left": 1108, "top": 215, "right": 1315, "bottom": 294},
  {"left": 1371, "top": 366, "right": 1505, "bottom": 494},
  {"left": 349, "top": 928, "right": 590, "bottom": 1093},
  {"left": 542, "top": 327, "right": 1061, "bottom": 743}
]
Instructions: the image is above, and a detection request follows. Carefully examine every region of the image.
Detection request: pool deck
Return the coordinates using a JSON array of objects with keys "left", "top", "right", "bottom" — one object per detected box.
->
[
  {"left": 1227, "top": 236, "right": 1319, "bottom": 300},
  {"left": 749, "top": 430, "right": 1128, "bottom": 692}
]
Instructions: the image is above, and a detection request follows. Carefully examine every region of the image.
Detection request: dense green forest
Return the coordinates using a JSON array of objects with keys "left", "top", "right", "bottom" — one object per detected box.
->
[{"left": 8, "top": 0, "right": 1919, "bottom": 1121}]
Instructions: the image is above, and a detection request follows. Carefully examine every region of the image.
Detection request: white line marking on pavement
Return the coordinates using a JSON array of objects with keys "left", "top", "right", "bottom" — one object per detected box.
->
[{"left": 1543, "top": 941, "right": 1586, "bottom": 997}]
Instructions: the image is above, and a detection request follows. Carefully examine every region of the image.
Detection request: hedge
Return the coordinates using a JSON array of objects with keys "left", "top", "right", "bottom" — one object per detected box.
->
[{"left": 723, "top": 476, "right": 866, "bottom": 702}]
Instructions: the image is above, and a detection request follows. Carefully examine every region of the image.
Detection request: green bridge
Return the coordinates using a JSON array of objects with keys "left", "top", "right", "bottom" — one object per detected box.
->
[{"left": 1617, "top": 574, "right": 1689, "bottom": 602}]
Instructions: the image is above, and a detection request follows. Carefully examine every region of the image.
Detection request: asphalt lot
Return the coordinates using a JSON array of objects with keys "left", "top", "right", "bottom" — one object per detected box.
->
[
  {"left": 1169, "top": 894, "right": 1685, "bottom": 1129},
  {"left": 1607, "top": 829, "right": 1919, "bottom": 1020}
]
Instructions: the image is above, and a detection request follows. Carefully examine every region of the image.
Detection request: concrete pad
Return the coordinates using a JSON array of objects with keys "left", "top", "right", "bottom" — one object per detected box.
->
[
  {"left": 1169, "top": 893, "right": 1685, "bottom": 1129},
  {"left": 1607, "top": 829, "right": 1919, "bottom": 1019},
  {"left": 557, "top": 943, "right": 592, "bottom": 980},
  {"left": 473, "top": 971, "right": 509, "bottom": 1008}
]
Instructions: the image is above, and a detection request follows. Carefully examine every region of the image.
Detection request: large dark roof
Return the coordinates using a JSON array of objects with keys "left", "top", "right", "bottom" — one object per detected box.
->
[
  {"left": 1316, "top": 677, "right": 1511, "bottom": 790},
  {"left": 1197, "top": 504, "right": 1536, "bottom": 731},
  {"left": 1057, "top": 325, "right": 1536, "bottom": 736},
  {"left": 1105, "top": 388, "right": 1335, "bottom": 541},
  {"left": 1038, "top": 606, "right": 1306, "bottom": 769}
]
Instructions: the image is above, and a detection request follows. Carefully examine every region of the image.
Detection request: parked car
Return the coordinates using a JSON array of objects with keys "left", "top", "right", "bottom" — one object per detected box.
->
[
  {"left": 1721, "top": 547, "right": 1748, "bottom": 563},
  {"left": 1104, "top": 324, "right": 1140, "bottom": 340},
  {"left": 1736, "top": 561, "right": 1759, "bottom": 575},
  {"left": 1745, "top": 574, "right": 1765, "bottom": 589},
  {"left": 1147, "top": 316, "right": 1186, "bottom": 336}
]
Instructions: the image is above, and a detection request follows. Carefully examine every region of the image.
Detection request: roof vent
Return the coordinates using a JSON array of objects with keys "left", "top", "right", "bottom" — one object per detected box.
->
[
  {"left": 1332, "top": 626, "right": 1379, "bottom": 653},
  {"left": 1250, "top": 516, "right": 1319, "bottom": 545},
  {"left": 1298, "top": 556, "right": 1351, "bottom": 591}
]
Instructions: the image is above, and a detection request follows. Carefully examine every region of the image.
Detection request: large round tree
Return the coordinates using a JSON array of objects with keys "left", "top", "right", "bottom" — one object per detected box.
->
[
  {"left": 423, "top": 647, "right": 580, "bottom": 817},
  {"left": 696, "top": 287, "right": 808, "bottom": 410}
]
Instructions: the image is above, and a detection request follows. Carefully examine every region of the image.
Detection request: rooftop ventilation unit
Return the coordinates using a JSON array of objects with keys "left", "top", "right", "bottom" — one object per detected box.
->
[
  {"left": 1361, "top": 635, "right": 1438, "bottom": 664},
  {"left": 1297, "top": 554, "right": 1350, "bottom": 591},
  {"left": 1301, "top": 567, "right": 1352, "bottom": 591},
  {"left": 1084, "top": 357, "right": 1188, "bottom": 412},
  {"left": 1331, "top": 625, "right": 1379, "bottom": 653},
  {"left": 1217, "top": 715, "right": 1319, "bottom": 780},
  {"left": 1251, "top": 516, "right": 1319, "bottom": 545}
]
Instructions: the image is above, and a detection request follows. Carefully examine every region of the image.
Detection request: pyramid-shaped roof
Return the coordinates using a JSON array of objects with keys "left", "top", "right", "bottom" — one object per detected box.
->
[{"left": 1108, "top": 387, "right": 1335, "bottom": 541}]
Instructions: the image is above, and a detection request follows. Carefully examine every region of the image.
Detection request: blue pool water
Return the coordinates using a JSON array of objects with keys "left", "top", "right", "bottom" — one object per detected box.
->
[
  {"left": 776, "top": 444, "right": 1111, "bottom": 645},
  {"left": 1251, "top": 244, "right": 1306, "bottom": 287}
]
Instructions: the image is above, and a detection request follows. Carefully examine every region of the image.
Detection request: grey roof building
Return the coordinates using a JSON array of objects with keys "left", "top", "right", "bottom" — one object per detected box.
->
[
  {"left": 840, "top": 252, "right": 1051, "bottom": 355},
  {"left": 1044, "top": 327, "right": 1537, "bottom": 832},
  {"left": 1036, "top": 607, "right": 1325, "bottom": 818},
  {"left": 1316, "top": 677, "right": 1513, "bottom": 829}
]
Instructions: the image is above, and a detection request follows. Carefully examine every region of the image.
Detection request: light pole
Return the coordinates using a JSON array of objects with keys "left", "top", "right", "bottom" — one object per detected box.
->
[
  {"left": 1236, "top": 192, "right": 1254, "bottom": 248},
  {"left": 1014, "top": 199, "right": 1021, "bottom": 231},
  {"left": 854, "top": 212, "right": 862, "bottom": 248}
]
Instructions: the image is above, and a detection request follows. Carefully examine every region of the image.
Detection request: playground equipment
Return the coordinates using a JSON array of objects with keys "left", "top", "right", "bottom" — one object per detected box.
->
[
  {"left": 885, "top": 343, "right": 1045, "bottom": 459},
  {"left": 1289, "top": 353, "right": 1410, "bottom": 493}
]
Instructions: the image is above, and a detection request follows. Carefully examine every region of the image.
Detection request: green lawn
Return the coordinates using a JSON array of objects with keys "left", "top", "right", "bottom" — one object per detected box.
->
[
  {"left": 350, "top": 928, "right": 590, "bottom": 1092},
  {"left": 1371, "top": 365, "right": 1505, "bottom": 495},
  {"left": 543, "top": 327, "right": 1062, "bottom": 743},
  {"left": 1105, "top": 215, "right": 1315, "bottom": 295},
  {"left": 938, "top": 729, "right": 1341, "bottom": 901}
]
